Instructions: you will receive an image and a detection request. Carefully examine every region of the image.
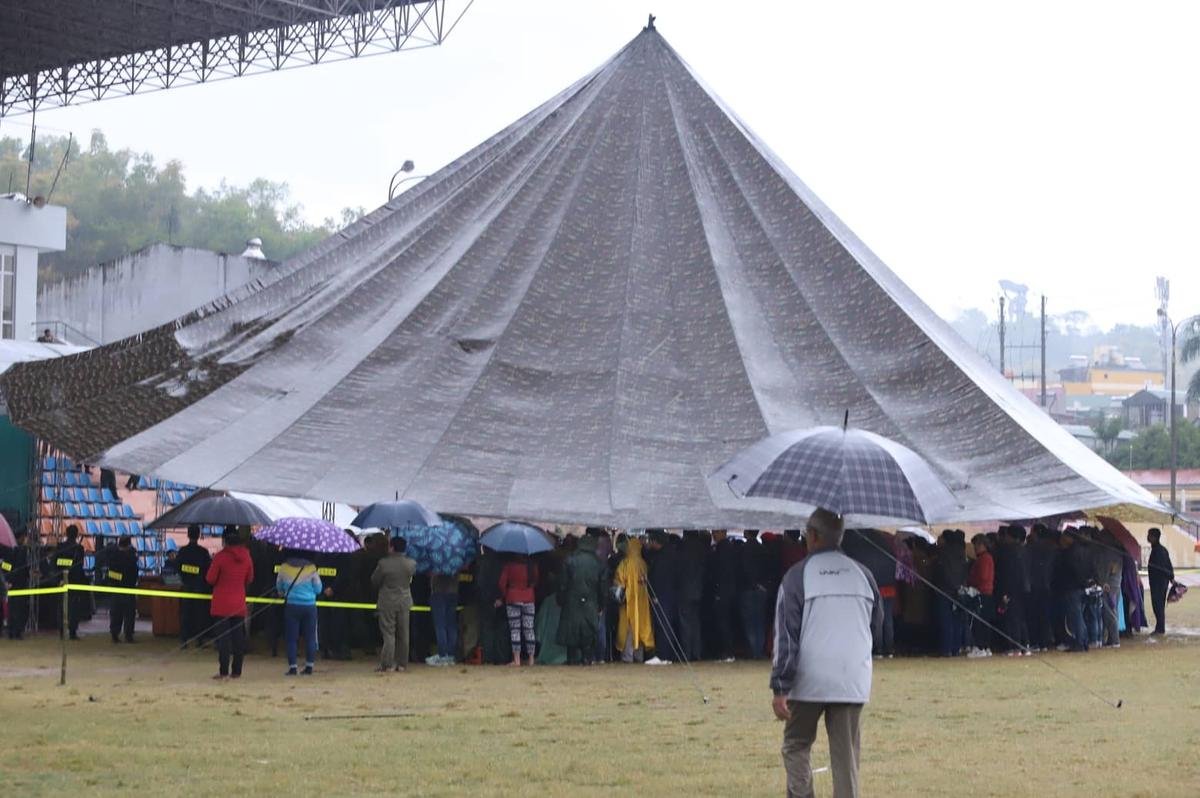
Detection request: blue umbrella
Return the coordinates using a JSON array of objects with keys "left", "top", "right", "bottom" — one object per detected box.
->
[
  {"left": 351, "top": 500, "right": 441, "bottom": 530},
  {"left": 395, "top": 515, "right": 479, "bottom": 574},
  {"left": 255, "top": 517, "right": 360, "bottom": 554},
  {"left": 480, "top": 521, "right": 554, "bottom": 556}
]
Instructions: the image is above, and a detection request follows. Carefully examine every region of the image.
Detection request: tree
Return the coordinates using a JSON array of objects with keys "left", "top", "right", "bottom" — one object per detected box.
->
[
  {"left": 1107, "top": 422, "right": 1200, "bottom": 470},
  {"left": 1181, "top": 320, "right": 1200, "bottom": 404},
  {"left": 1090, "top": 413, "right": 1124, "bottom": 456},
  {"left": 0, "top": 131, "right": 358, "bottom": 281}
]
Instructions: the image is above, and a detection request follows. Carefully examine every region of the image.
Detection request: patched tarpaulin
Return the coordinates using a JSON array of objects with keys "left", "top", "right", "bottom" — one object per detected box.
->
[{"left": 0, "top": 27, "right": 1163, "bottom": 527}]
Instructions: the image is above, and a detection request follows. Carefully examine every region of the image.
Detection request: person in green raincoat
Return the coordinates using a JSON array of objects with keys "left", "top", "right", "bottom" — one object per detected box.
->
[{"left": 556, "top": 533, "right": 605, "bottom": 664}]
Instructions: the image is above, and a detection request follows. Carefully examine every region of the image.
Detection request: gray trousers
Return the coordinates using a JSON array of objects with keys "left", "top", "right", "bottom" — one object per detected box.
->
[
  {"left": 378, "top": 603, "right": 411, "bottom": 669},
  {"left": 782, "top": 701, "right": 863, "bottom": 798}
]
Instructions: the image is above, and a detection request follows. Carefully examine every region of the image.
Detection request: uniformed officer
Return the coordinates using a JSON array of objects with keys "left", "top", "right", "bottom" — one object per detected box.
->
[
  {"left": 316, "top": 550, "right": 351, "bottom": 660},
  {"left": 106, "top": 535, "right": 139, "bottom": 643},
  {"left": 1, "top": 527, "right": 31, "bottom": 639},
  {"left": 52, "top": 525, "right": 88, "bottom": 640},
  {"left": 176, "top": 525, "right": 213, "bottom": 647}
]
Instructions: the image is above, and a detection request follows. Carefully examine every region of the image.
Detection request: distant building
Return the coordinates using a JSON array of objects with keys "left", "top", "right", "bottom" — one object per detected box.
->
[
  {"left": 1060, "top": 423, "right": 1135, "bottom": 453},
  {"left": 1122, "top": 388, "right": 1195, "bottom": 429},
  {"left": 1060, "top": 346, "right": 1164, "bottom": 397},
  {"left": 36, "top": 240, "right": 277, "bottom": 345}
]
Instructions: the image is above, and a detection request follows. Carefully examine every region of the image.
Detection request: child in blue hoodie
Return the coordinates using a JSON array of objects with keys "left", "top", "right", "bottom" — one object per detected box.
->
[{"left": 277, "top": 550, "right": 324, "bottom": 675}]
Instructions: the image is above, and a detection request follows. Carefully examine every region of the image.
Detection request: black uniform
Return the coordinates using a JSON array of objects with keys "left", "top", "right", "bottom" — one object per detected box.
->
[
  {"left": 316, "top": 552, "right": 350, "bottom": 659},
  {"left": 677, "top": 532, "right": 707, "bottom": 662},
  {"left": 176, "top": 542, "right": 212, "bottom": 646},
  {"left": 1, "top": 543, "right": 31, "bottom": 639},
  {"left": 106, "top": 546, "right": 139, "bottom": 642},
  {"left": 1148, "top": 541, "right": 1175, "bottom": 635},
  {"left": 51, "top": 539, "right": 88, "bottom": 638},
  {"left": 710, "top": 537, "right": 742, "bottom": 659}
]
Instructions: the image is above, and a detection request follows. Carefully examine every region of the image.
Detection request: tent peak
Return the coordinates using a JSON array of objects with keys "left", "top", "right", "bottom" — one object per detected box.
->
[{"left": 644, "top": 14, "right": 656, "bottom": 31}]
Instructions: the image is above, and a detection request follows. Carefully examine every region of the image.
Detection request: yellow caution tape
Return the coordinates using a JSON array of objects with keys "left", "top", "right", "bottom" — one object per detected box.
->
[
  {"left": 6, "top": 584, "right": 437, "bottom": 611},
  {"left": 180, "top": 564, "right": 201, "bottom": 575}
]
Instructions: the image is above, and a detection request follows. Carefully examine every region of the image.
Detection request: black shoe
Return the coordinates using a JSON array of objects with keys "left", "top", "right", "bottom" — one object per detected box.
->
[
  {"left": 285, "top": 667, "right": 298, "bottom": 676},
  {"left": 301, "top": 665, "right": 313, "bottom": 675}
]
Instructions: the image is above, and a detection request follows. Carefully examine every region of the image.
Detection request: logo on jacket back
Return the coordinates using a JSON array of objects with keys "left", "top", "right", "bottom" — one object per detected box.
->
[{"left": 819, "top": 568, "right": 847, "bottom": 576}]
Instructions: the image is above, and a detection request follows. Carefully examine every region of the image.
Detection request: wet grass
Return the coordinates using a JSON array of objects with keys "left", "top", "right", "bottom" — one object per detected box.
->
[{"left": 2, "top": 600, "right": 1199, "bottom": 796}]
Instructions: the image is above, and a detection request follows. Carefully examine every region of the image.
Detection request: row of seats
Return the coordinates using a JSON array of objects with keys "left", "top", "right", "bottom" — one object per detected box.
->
[
  {"left": 40, "top": 471, "right": 93, "bottom": 488},
  {"left": 45, "top": 486, "right": 125, "bottom": 505},
  {"left": 160, "top": 490, "right": 194, "bottom": 506},
  {"left": 83, "top": 520, "right": 147, "bottom": 538},
  {"left": 42, "top": 455, "right": 79, "bottom": 471},
  {"left": 61, "top": 502, "right": 139, "bottom": 520},
  {"left": 83, "top": 555, "right": 166, "bottom": 573},
  {"left": 137, "top": 476, "right": 194, "bottom": 492}
]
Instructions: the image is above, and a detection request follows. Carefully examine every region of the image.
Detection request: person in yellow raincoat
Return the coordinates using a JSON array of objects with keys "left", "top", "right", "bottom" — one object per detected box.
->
[{"left": 615, "top": 537, "right": 654, "bottom": 662}]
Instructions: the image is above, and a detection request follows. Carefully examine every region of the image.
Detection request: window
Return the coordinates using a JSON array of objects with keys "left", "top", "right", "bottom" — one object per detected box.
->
[{"left": 0, "top": 246, "right": 15, "bottom": 340}]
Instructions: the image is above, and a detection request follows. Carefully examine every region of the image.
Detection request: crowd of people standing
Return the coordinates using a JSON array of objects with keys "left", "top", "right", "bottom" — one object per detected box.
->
[{"left": 0, "top": 519, "right": 1184, "bottom": 674}]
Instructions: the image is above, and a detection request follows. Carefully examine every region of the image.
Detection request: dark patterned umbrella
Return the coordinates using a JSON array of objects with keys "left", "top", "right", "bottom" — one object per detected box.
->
[
  {"left": 255, "top": 517, "right": 360, "bottom": 554},
  {"left": 480, "top": 521, "right": 554, "bottom": 556},
  {"left": 351, "top": 500, "right": 441, "bottom": 530},
  {"left": 147, "top": 495, "right": 274, "bottom": 529},
  {"left": 394, "top": 515, "right": 478, "bottom": 574},
  {"left": 713, "top": 426, "right": 958, "bottom": 524}
]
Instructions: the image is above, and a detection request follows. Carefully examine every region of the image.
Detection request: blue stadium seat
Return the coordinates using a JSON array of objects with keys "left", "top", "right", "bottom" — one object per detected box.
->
[
  {"left": 120, "top": 505, "right": 136, "bottom": 519},
  {"left": 130, "top": 522, "right": 144, "bottom": 536},
  {"left": 63, "top": 502, "right": 77, "bottom": 517},
  {"left": 100, "top": 488, "right": 114, "bottom": 503},
  {"left": 115, "top": 521, "right": 129, "bottom": 536},
  {"left": 85, "top": 520, "right": 101, "bottom": 536},
  {"left": 101, "top": 521, "right": 115, "bottom": 536},
  {"left": 164, "top": 539, "right": 178, "bottom": 552},
  {"left": 85, "top": 487, "right": 98, "bottom": 502},
  {"left": 43, "top": 486, "right": 57, "bottom": 501},
  {"left": 41, "top": 472, "right": 55, "bottom": 487},
  {"left": 44, "top": 456, "right": 57, "bottom": 470}
]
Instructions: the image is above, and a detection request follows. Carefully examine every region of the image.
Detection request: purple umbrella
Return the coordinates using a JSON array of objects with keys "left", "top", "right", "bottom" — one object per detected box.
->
[{"left": 254, "top": 517, "right": 360, "bottom": 554}]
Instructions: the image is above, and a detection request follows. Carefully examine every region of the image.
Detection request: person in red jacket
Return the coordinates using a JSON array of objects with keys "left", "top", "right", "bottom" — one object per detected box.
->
[
  {"left": 496, "top": 555, "right": 539, "bottom": 667},
  {"left": 966, "top": 534, "right": 995, "bottom": 658},
  {"left": 206, "top": 526, "right": 255, "bottom": 679}
]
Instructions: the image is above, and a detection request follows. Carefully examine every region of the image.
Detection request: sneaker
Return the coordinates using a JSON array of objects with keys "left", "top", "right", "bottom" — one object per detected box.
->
[
  {"left": 301, "top": 665, "right": 313, "bottom": 675},
  {"left": 440, "top": 655, "right": 456, "bottom": 666},
  {"left": 285, "top": 667, "right": 298, "bottom": 676},
  {"left": 721, "top": 656, "right": 735, "bottom": 663},
  {"left": 425, "top": 654, "right": 441, "bottom": 666},
  {"left": 1021, "top": 650, "right": 1033, "bottom": 657},
  {"left": 644, "top": 657, "right": 671, "bottom": 666},
  {"left": 967, "top": 648, "right": 988, "bottom": 659},
  {"left": 1055, "top": 644, "right": 1069, "bottom": 652}
]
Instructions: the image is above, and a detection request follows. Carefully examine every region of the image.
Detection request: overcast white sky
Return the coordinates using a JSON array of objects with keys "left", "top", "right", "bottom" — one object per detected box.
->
[{"left": 15, "top": 0, "right": 1200, "bottom": 326}]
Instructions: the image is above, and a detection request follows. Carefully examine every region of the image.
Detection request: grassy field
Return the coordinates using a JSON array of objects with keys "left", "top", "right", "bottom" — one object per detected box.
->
[{"left": 2, "top": 601, "right": 1199, "bottom": 797}]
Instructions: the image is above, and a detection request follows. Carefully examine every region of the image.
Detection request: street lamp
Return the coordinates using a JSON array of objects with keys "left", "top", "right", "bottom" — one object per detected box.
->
[
  {"left": 387, "top": 160, "right": 426, "bottom": 201},
  {"left": 1155, "top": 308, "right": 1200, "bottom": 511}
]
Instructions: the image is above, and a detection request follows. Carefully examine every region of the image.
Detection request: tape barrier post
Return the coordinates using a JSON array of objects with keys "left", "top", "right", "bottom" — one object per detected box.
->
[{"left": 60, "top": 572, "right": 68, "bottom": 687}]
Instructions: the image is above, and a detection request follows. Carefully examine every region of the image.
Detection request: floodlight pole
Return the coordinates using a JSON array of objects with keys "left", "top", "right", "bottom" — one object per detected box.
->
[{"left": 1158, "top": 309, "right": 1199, "bottom": 512}]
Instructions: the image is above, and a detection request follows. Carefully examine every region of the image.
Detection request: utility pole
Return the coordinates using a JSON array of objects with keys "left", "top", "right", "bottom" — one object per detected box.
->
[
  {"left": 1040, "top": 295, "right": 1047, "bottom": 407},
  {"left": 998, "top": 295, "right": 1006, "bottom": 376}
]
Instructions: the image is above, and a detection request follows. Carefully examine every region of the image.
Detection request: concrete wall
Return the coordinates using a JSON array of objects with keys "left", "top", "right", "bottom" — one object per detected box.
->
[{"left": 36, "top": 243, "right": 275, "bottom": 345}]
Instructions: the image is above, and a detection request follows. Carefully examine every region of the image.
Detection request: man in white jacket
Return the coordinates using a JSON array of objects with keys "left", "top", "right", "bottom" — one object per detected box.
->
[{"left": 771, "top": 508, "right": 882, "bottom": 798}]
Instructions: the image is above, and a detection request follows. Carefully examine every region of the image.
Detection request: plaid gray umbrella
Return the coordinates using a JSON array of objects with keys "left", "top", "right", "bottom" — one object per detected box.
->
[{"left": 712, "top": 426, "right": 959, "bottom": 524}]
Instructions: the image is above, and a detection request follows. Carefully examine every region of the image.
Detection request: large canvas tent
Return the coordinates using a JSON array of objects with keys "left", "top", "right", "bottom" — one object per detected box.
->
[{"left": 0, "top": 25, "right": 1163, "bottom": 528}]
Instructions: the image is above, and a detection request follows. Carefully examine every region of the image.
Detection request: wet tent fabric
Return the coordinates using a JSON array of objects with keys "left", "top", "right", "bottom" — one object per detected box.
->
[{"left": 0, "top": 28, "right": 1163, "bottom": 528}]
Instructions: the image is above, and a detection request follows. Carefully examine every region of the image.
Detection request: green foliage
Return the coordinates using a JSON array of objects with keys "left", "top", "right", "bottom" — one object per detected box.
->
[
  {"left": 1107, "top": 422, "right": 1200, "bottom": 470},
  {"left": 1089, "top": 413, "right": 1124, "bottom": 455},
  {"left": 0, "top": 131, "right": 355, "bottom": 282}
]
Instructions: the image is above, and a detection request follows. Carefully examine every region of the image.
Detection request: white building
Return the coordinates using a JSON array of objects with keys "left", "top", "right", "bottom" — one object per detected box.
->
[{"left": 0, "top": 195, "right": 66, "bottom": 341}]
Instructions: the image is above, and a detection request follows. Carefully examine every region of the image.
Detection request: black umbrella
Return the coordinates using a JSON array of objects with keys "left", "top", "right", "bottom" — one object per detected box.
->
[
  {"left": 351, "top": 500, "right": 440, "bottom": 530},
  {"left": 147, "top": 494, "right": 274, "bottom": 530}
]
